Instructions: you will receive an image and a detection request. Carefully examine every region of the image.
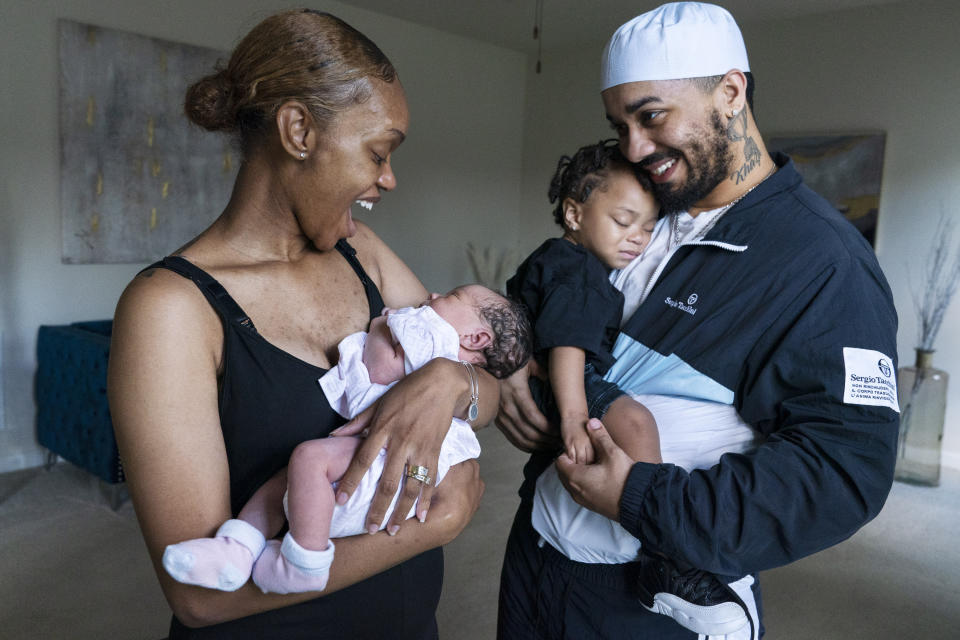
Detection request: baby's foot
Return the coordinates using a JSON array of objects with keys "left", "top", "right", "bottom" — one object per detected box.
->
[
  {"left": 252, "top": 533, "right": 334, "bottom": 594},
  {"left": 163, "top": 519, "right": 266, "bottom": 592}
]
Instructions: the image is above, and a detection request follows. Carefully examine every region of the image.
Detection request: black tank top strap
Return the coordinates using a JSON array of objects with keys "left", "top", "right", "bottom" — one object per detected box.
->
[
  {"left": 142, "top": 256, "right": 257, "bottom": 332},
  {"left": 144, "top": 242, "right": 383, "bottom": 325},
  {"left": 335, "top": 239, "right": 385, "bottom": 319}
]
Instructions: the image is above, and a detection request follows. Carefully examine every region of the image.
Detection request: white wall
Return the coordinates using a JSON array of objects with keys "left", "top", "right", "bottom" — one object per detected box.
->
[
  {"left": 745, "top": 0, "right": 960, "bottom": 469},
  {"left": 518, "top": 0, "right": 960, "bottom": 469},
  {"left": 0, "top": 0, "right": 525, "bottom": 472},
  {"left": 4, "top": 0, "right": 959, "bottom": 474}
]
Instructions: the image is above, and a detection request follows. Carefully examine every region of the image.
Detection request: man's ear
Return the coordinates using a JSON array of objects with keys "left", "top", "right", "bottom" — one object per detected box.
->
[
  {"left": 716, "top": 69, "right": 747, "bottom": 117},
  {"left": 276, "top": 101, "right": 315, "bottom": 161}
]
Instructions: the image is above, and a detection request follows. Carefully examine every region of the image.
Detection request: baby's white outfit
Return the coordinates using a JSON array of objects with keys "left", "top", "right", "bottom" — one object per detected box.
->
[
  {"left": 162, "top": 305, "right": 482, "bottom": 596},
  {"left": 317, "top": 305, "right": 481, "bottom": 537}
]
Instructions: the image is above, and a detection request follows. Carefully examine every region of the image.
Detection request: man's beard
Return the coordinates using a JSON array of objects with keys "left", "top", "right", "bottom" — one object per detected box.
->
[{"left": 647, "top": 110, "right": 732, "bottom": 215}]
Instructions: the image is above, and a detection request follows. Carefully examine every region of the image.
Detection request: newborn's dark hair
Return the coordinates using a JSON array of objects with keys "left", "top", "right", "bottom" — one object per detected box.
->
[
  {"left": 547, "top": 139, "right": 650, "bottom": 229},
  {"left": 477, "top": 294, "right": 533, "bottom": 380}
]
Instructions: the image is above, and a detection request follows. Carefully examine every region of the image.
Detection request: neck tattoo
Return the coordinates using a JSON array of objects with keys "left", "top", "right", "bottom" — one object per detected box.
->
[{"left": 671, "top": 165, "right": 777, "bottom": 249}]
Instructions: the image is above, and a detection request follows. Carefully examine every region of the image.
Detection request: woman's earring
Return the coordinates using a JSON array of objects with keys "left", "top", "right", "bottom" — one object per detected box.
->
[
  {"left": 730, "top": 108, "right": 740, "bottom": 118},
  {"left": 299, "top": 151, "right": 306, "bottom": 159}
]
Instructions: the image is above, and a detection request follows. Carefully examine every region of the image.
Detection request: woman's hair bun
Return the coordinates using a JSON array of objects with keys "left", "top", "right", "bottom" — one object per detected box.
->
[
  {"left": 184, "top": 70, "right": 235, "bottom": 132},
  {"left": 182, "top": 10, "right": 398, "bottom": 153}
]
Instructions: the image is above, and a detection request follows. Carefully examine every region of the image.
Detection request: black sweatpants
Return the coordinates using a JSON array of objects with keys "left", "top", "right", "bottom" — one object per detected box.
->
[{"left": 497, "top": 502, "right": 698, "bottom": 640}]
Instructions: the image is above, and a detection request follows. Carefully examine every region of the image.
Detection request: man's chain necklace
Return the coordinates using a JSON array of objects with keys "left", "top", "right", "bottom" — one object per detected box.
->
[{"left": 671, "top": 166, "right": 777, "bottom": 248}]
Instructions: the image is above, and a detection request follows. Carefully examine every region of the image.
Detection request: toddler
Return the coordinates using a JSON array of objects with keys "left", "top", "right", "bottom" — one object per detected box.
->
[
  {"left": 507, "top": 140, "right": 751, "bottom": 636},
  {"left": 507, "top": 139, "right": 661, "bottom": 467}
]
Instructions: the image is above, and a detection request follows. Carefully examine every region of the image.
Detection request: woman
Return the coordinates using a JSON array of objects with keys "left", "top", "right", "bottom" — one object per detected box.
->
[{"left": 107, "top": 10, "right": 490, "bottom": 639}]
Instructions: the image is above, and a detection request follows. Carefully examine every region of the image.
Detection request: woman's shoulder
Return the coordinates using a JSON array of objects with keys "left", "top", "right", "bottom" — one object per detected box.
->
[
  {"left": 114, "top": 261, "right": 222, "bottom": 345},
  {"left": 119, "top": 261, "right": 202, "bottom": 308},
  {"left": 345, "top": 221, "right": 427, "bottom": 308},
  {"left": 344, "top": 220, "right": 382, "bottom": 249},
  {"left": 338, "top": 221, "right": 389, "bottom": 271}
]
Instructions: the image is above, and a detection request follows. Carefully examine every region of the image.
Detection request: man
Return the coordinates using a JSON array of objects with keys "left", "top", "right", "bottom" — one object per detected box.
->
[{"left": 496, "top": 3, "right": 900, "bottom": 639}]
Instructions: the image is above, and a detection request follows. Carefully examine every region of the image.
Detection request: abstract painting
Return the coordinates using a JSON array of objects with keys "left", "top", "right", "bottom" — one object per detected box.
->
[
  {"left": 59, "top": 20, "right": 235, "bottom": 263},
  {"left": 766, "top": 132, "right": 886, "bottom": 247}
]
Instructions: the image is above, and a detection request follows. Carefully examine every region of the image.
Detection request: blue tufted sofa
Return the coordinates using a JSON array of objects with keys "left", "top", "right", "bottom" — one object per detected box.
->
[{"left": 35, "top": 320, "right": 124, "bottom": 486}]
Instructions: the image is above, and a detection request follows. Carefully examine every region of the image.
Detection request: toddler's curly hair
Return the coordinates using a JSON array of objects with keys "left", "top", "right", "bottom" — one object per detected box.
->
[{"left": 547, "top": 139, "right": 650, "bottom": 229}]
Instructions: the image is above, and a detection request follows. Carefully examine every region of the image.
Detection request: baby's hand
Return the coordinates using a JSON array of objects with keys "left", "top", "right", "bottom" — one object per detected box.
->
[{"left": 561, "top": 418, "right": 594, "bottom": 464}]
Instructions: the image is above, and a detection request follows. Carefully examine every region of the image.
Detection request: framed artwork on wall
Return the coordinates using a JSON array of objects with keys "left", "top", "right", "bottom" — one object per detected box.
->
[
  {"left": 765, "top": 132, "right": 886, "bottom": 247},
  {"left": 58, "top": 20, "right": 234, "bottom": 264}
]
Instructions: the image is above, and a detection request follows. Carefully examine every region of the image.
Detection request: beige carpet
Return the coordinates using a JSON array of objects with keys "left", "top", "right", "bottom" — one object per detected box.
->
[{"left": 1, "top": 427, "right": 957, "bottom": 639}]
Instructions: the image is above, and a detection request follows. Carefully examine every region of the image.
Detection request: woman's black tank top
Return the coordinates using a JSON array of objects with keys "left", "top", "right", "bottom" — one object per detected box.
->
[{"left": 151, "top": 240, "right": 442, "bottom": 640}]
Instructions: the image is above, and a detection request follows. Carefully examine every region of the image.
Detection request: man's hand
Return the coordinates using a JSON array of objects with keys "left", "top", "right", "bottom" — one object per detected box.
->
[
  {"left": 494, "top": 363, "right": 561, "bottom": 452},
  {"left": 555, "top": 418, "right": 634, "bottom": 521}
]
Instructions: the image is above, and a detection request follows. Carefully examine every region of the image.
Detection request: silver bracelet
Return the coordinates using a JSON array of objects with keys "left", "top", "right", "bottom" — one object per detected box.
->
[{"left": 459, "top": 360, "right": 480, "bottom": 423}]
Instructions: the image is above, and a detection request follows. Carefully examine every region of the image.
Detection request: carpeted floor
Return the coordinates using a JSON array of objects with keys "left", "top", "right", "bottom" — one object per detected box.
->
[{"left": 1, "top": 427, "right": 957, "bottom": 639}]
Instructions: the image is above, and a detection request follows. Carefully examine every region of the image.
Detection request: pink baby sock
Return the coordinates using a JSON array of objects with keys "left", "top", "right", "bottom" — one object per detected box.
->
[
  {"left": 162, "top": 519, "right": 266, "bottom": 591},
  {"left": 252, "top": 532, "right": 335, "bottom": 594}
]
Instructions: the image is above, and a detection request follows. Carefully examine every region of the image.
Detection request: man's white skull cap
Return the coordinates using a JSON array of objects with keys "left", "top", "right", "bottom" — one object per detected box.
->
[{"left": 601, "top": 2, "right": 750, "bottom": 90}]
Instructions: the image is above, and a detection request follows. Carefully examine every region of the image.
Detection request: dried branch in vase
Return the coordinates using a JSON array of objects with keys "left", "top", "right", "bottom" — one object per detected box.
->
[
  {"left": 911, "top": 213, "right": 960, "bottom": 351},
  {"left": 896, "top": 212, "right": 958, "bottom": 481}
]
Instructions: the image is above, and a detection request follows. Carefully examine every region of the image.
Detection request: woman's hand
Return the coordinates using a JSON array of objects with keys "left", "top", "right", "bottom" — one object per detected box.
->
[
  {"left": 322, "top": 459, "right": 483, "bottom": 599},
  {"left": 331, "top": 358, "right": 469, "bottom": 535},
  {"left": 494, "top": 363, "right": 561, "bottom": 452}
]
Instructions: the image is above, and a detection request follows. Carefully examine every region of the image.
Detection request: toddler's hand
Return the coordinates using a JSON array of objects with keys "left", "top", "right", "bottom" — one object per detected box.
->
[
  {"left": 562, "top": 418, "right": 594, "bottom": 464},
  {"left": 555, "top": 419, "right": 632, "bottom": 521}
]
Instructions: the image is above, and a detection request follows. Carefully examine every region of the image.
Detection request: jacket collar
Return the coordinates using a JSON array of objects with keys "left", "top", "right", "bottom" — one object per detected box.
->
[{"left": 702, "top": 152, "right": 801, "bottom": 246}]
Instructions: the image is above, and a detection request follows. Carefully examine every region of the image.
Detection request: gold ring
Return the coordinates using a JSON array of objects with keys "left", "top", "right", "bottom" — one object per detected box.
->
[{"left": 405, "top": 464, "right": 432, "bottom": 485}]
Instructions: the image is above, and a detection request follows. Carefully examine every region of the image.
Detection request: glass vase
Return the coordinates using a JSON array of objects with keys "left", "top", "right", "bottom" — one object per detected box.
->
[{"left": 895, "top": 349, "right": 947, "bottom": 486}]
